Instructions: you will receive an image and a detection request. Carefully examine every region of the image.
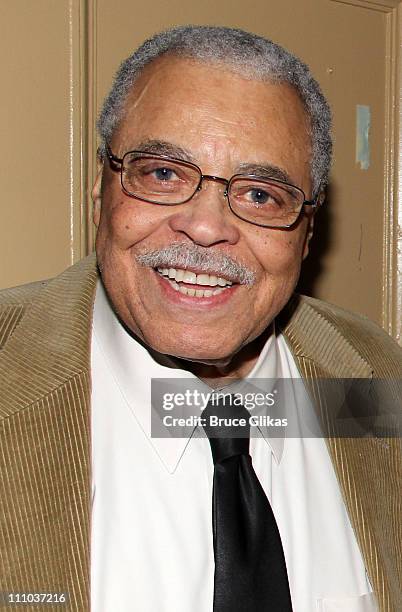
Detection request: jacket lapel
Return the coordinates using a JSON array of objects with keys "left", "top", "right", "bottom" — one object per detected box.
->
[{"left": 281, "top": 295, "right": 401, "bottom": 612}]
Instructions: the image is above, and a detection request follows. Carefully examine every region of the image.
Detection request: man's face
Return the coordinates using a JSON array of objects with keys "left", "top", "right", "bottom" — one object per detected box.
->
[{"left": 93, "top": 56, "right": 314, "bottom": 366}]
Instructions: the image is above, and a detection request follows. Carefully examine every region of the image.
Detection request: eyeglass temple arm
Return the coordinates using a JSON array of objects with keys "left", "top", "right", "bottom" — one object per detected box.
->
[
  {"left": 105, "top": 143, "right": 123, "bottom": 165},
  {"left": 304, "top": 185, "right": 325, "bottom": 208},
  {"left": 303, "top": 199, "right": 317, "bottom": 208}
]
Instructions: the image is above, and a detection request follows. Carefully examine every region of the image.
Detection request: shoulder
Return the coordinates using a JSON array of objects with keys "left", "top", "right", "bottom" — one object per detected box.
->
[
  {"left": 0, "top": 278, "right": 50, "bottom": 307},
  {"left": 298, "top": 294, "right": 397, "bottom": 345},
  {"left": 287, "top": 294, "right": 402, "bottom": 376},
  {"left": 0, "top": 254, "right": 98, "bottom": 353},
  {"left": 0, "top": 279, "right": 50, "bottom": 348}
]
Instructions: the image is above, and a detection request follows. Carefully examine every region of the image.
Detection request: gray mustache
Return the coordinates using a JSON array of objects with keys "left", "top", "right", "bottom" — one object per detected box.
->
[{"left": 136, "top": 242, "right": 256, "bottom": 285}]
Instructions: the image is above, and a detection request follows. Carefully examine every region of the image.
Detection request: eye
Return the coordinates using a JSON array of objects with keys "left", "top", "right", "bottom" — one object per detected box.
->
[
  {"left": 152, "top": 167, "right": 177, "bottom": 181},
  {"left": 244, "top": 186, "right": 282, "bottom": 208},
  {"left": 247, "top": 188, "right": 271, "bottom": 205},
  {"left": 230, "top": 179, "right": 290, "bottom": 211}
]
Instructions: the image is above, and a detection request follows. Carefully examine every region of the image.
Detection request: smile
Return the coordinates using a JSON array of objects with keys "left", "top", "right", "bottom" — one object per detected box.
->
[{"left": 156, "top": 267, "right": 234, "bottom": 298}]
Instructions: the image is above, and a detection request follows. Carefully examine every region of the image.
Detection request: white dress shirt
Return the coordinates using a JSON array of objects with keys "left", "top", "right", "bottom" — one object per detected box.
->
[{"left": 91, "top": 280, "right": 378, "bottom": 612}]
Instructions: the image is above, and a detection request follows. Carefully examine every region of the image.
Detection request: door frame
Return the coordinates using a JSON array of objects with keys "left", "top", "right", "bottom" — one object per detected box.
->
[{"left": 330, "top": 0, "right": 402, "bottom": 342}]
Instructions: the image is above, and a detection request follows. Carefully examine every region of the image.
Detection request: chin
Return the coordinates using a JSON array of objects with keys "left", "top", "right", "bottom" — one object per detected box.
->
[{"left": 146, "top": 333, "right": 236, "bottom": 363}]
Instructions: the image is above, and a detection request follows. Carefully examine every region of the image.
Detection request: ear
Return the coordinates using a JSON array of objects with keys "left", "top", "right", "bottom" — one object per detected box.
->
[
  {"left": 302, "top": 212, "right": 315, "bottom": 260},
  {"left": 92, "top": 155, "right": 104, "bottom": 228},
  {"left": 302, "top": 190, "right": 324, "bottom": 260}
]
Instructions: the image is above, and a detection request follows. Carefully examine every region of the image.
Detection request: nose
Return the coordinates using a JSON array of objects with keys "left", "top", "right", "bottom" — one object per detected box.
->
[{"left": 167, "top": 176, "right": 241, "bottom": 247}]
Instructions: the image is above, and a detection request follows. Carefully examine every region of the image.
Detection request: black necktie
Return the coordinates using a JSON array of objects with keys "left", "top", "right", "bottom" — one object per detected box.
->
[{"left": 202, "top": 398, "right": 293, "bottom": 611}]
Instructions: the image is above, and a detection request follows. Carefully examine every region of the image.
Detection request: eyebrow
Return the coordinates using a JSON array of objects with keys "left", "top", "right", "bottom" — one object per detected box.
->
[
  {"left": 235, "top": 163, "right": 293, "bottom": 185},
  {"left": 129, "top": 139, "right": 197, "bottom": 163},
  {"left": 127, "top": 139, "right": 294, "bottom": 185}
]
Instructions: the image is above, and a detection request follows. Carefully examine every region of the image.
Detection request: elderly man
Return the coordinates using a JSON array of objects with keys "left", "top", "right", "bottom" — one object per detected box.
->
[{"left": 0, "top": 25, "right": 400, "bottom": 612}]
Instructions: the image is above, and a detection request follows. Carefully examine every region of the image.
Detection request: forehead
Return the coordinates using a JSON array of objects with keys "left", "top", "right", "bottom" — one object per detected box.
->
[{"left": 111, "top": 56, "right": 311, "bottom": 182}]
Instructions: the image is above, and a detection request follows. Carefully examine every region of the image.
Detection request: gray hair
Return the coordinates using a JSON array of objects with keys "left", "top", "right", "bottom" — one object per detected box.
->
[{"left": 97, "top": 25, "right": 332, "bottom": 195}]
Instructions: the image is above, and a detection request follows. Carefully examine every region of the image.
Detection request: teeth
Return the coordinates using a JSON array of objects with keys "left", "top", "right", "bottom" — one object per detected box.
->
[
  {"left": 158, "top": 274, "right": 228, "bottom": 297},
  {"left": 182, "top": 270, "right": 197, "bottom": 284},
  {"left": 170, "top": 280, "right": 180, "bottom": 292},
  {"left": 197, "top": 273, "right": 218, "bottom": 286},
  {"left": 175, "top": 282, "right": 225, "bottom": 297},
  {"left": 156, "top": 267, "right": 232, "bottom": 287}
]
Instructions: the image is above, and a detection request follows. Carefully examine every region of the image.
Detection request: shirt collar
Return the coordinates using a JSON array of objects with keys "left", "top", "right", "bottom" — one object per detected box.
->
[{"left": 92, "top": 279, "right": 284, "bottom": 473}]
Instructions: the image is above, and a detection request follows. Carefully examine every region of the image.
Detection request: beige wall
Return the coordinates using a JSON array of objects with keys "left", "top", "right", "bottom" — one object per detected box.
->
[
  {"left": 0, "top": 1, "right": 86, "bottom": 287},
  {"left": 1, "top": 0, "right": 401, "bottom": 342}
]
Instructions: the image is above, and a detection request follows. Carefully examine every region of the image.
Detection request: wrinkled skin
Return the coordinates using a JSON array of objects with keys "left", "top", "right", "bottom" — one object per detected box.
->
[{"left": 93, "top": 56, "right": 316, "bottom": 386}]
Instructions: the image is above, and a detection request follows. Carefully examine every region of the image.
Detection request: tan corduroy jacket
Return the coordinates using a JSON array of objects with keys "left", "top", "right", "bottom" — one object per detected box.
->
[{"left": 0, "top": 254, "right": 401, "bottom": 611}]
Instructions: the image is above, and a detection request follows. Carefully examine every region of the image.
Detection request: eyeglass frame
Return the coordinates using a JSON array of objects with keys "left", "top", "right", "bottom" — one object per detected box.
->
[{"left": 104, "top": 143, "right": 322, "bottom": 229}]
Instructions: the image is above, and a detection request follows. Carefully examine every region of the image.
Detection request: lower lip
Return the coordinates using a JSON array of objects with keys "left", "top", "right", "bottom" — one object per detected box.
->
[{"left": 153, "top": 270, "right": 239, "bottom": 308}]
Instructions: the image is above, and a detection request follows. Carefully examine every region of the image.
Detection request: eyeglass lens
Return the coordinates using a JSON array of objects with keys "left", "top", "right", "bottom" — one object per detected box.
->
[{"left": 122, "top": 152, "right": 304, "bottom": 227}]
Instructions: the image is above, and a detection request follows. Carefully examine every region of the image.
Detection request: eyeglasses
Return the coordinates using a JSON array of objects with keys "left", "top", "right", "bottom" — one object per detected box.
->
[{"left": 105, "top": 144, "right": 320, "bottom": 229}]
